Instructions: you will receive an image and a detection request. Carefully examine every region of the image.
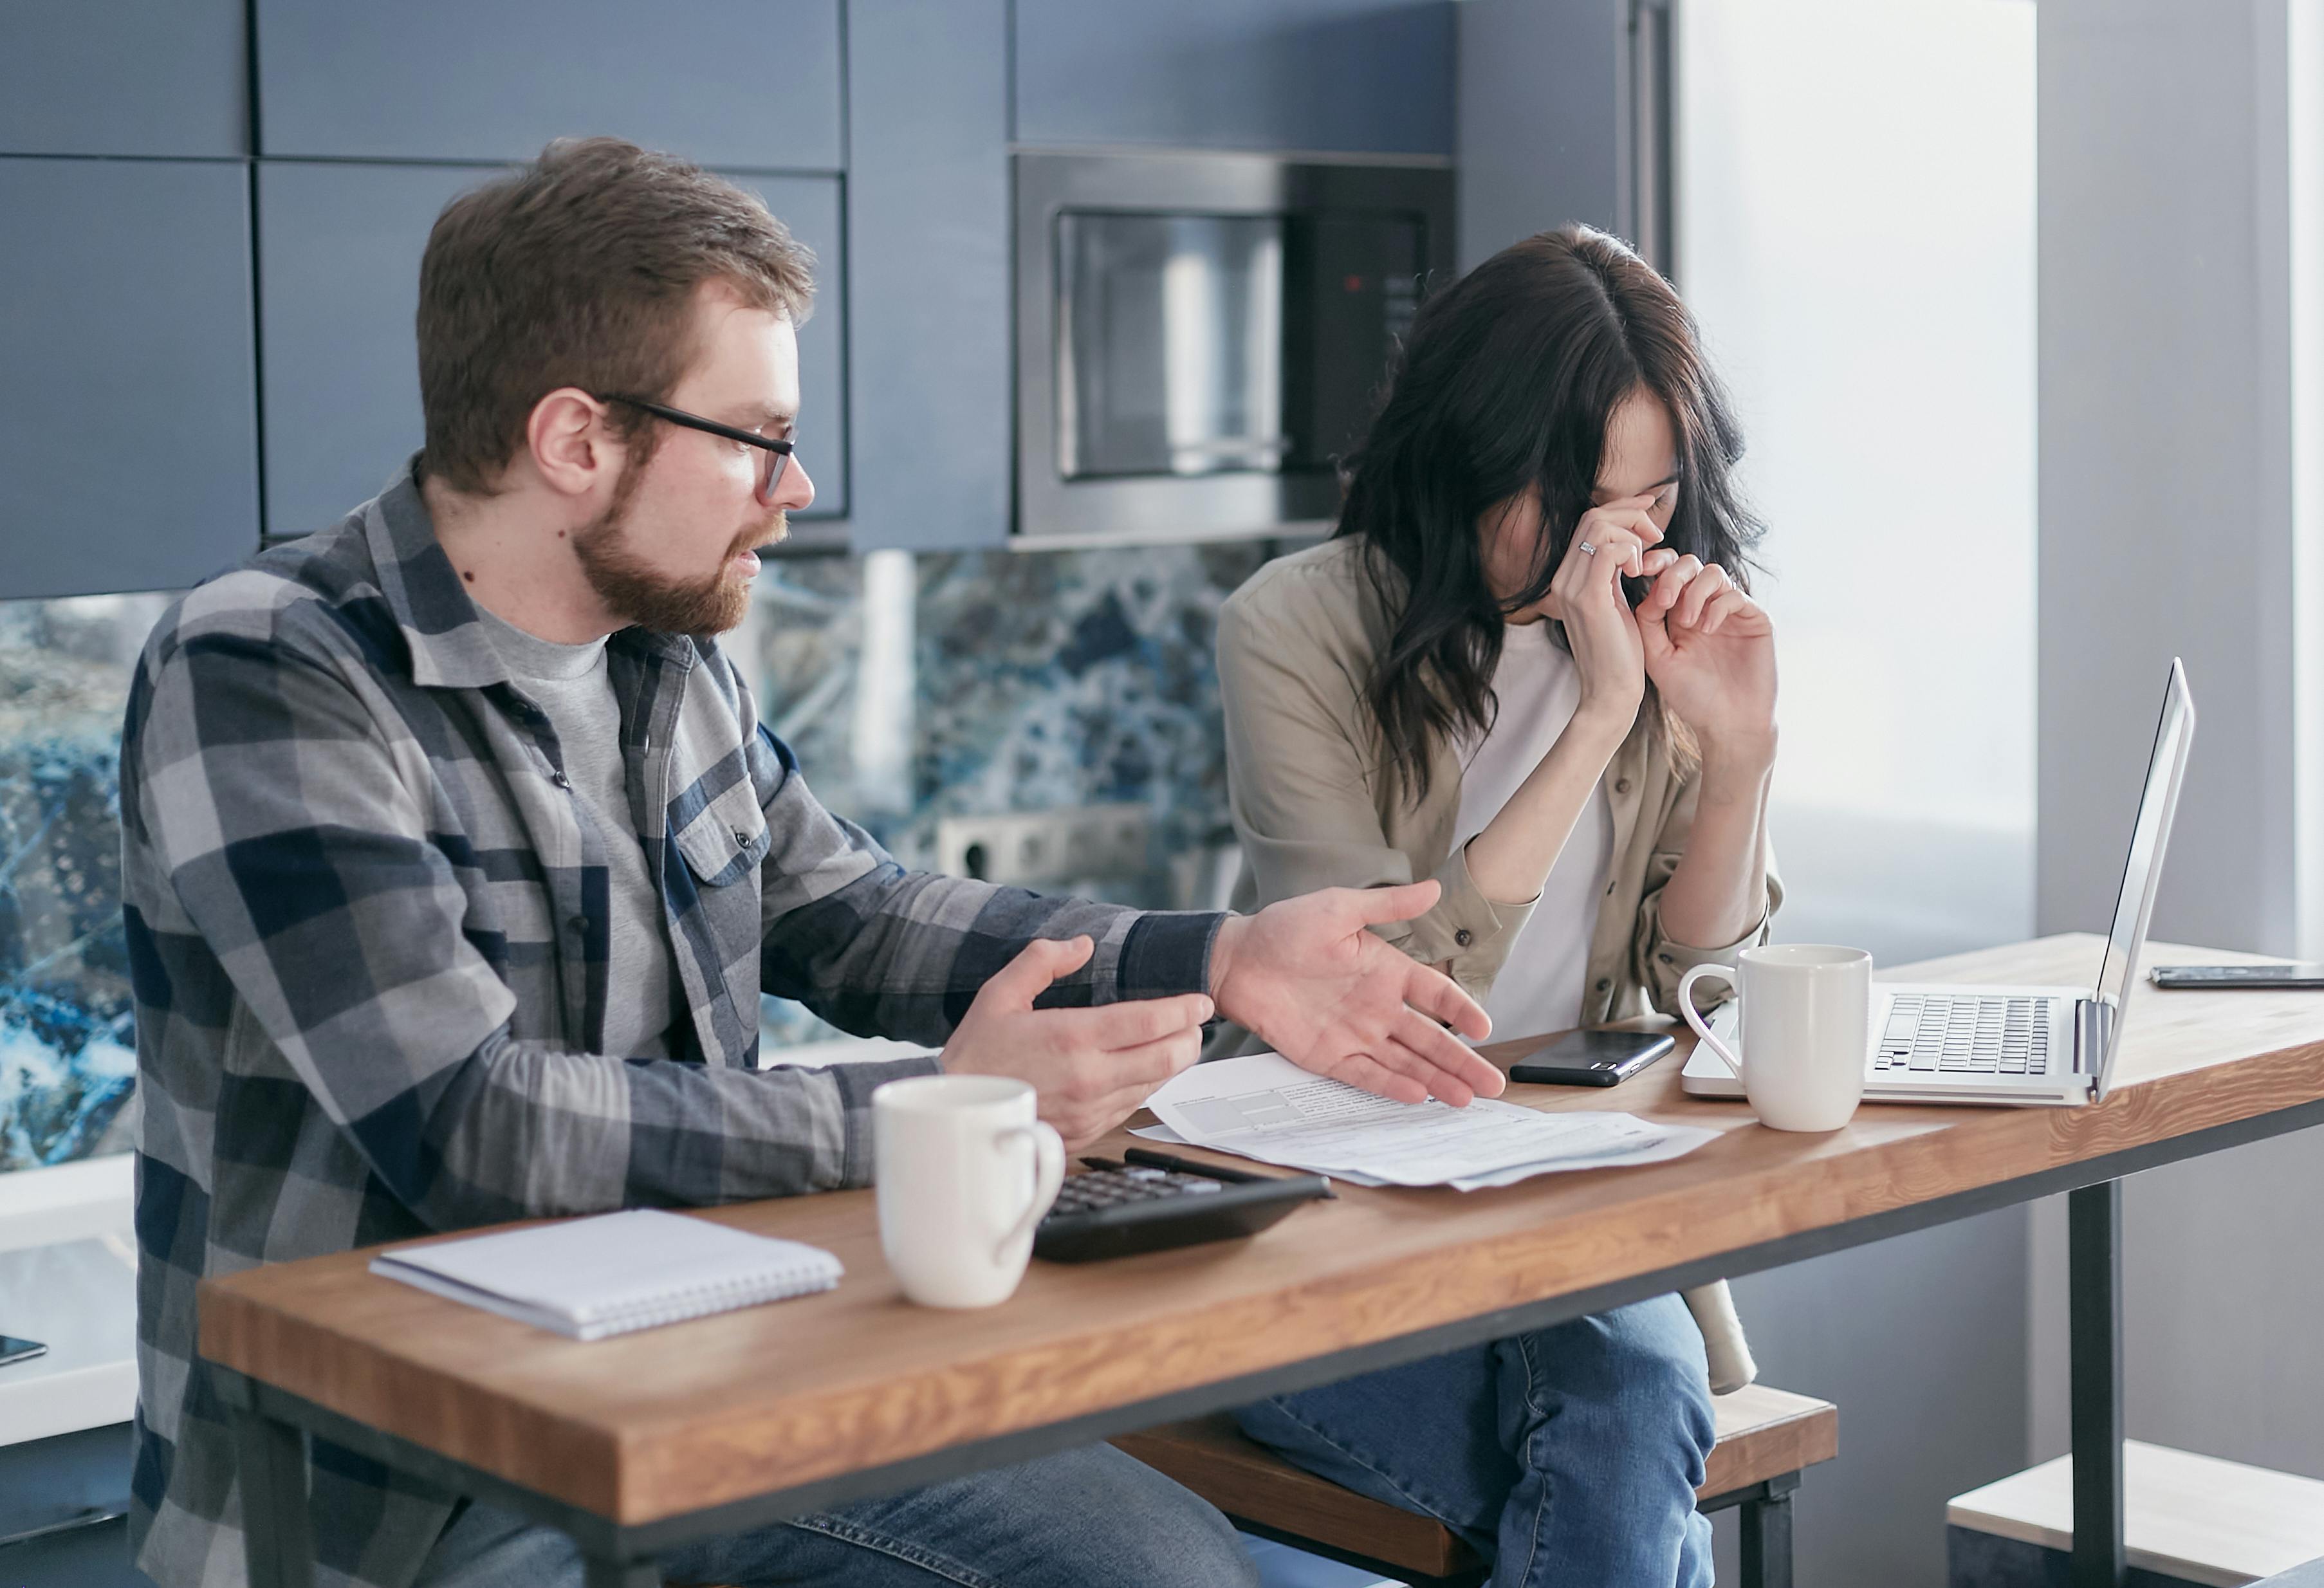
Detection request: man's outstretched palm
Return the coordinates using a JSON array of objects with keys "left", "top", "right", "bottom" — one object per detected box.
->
[{"left": 1210, "top": 881, "right": 1502, "bottom": 1106}]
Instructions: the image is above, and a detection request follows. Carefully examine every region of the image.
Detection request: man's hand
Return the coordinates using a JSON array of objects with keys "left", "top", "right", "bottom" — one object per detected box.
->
[
  {"left": 940, "top": 936, "right": 1213, "bottom": 1150},
  {"left": 1209, "top": 882, "right": 1502, "bottom": 1105}
]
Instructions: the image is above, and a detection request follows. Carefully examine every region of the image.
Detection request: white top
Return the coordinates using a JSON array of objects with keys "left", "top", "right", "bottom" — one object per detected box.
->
[
  {"left": 1449, "top": 622, "right": 1614, "bottom": 1045},
  {"left": 475, "top": 606, "right": 675, "bottom": 1058}
]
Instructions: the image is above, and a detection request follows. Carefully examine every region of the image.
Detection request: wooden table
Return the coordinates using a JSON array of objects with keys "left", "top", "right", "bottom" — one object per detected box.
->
[{"left": 202, "top": 936, "right": 2324, "bottom": 1588}]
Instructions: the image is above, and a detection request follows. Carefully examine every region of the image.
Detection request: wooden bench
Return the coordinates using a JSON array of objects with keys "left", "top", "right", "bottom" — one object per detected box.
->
[
  {"left": 1948, "top": 1441, "right": 2324, "bottom": 1587},
  {"left": 1111, "top": 1382, "right": 1838, "bottom": 1588}
]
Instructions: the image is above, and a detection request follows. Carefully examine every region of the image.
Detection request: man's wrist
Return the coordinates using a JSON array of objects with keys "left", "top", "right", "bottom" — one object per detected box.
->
[{"left": 1207, "top": 914, "right": 1248, "bottom": 1002}]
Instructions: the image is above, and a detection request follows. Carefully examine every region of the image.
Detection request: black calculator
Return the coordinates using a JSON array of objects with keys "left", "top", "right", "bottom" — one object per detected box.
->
[{"left": 1031, "top": 1152, "right": 1332, "bottom": 1264}]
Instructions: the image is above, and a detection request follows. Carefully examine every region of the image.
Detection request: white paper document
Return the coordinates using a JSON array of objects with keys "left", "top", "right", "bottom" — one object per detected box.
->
[{"left": 1143, "top": 1053, "right": 1716, "bottom": 1190}]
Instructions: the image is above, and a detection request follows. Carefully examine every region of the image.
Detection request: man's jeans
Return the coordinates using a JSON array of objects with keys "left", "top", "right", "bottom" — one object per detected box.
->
[
  {"left": 1235, "top": 1295, "right": 1717, "bottom": 1588},
  {"left": 414, "top": 1442, "right": 1260, "bottom": 1588}
]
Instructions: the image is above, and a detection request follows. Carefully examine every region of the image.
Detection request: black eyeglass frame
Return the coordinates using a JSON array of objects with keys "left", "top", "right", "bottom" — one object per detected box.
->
[{"left": 596, "top": 393, "right": 795, "bottom": 503}]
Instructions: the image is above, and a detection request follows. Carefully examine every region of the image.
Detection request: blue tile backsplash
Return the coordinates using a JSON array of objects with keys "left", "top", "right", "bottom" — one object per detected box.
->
[
  {"left": 0, "top": 540, "right": 1282, "bottom": 1163},
  {"left": 0, "top": 593, "right": 173, "bottom": 1170},
  {"left": 751, "top": 540, "right": 1275, "bottom": 1048},
  {"left": 754, "top": 543, "right": 1268, "bottom": 857}
]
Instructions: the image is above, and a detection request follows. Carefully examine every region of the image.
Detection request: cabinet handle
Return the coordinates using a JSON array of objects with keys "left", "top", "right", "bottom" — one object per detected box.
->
[{"left": 0, "top": 1502, "right": 130, "bottom": 1551}]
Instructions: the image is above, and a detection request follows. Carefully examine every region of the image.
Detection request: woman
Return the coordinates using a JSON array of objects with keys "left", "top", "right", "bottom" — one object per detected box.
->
[{"left": 1217, "top": 226, "right": 1780, "bottom": 1587}]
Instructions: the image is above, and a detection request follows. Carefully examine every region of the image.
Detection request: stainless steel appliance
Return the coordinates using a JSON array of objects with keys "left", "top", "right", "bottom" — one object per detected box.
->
[{"left": 1015, "top": 148, "right": 1453, "bottom": 544}]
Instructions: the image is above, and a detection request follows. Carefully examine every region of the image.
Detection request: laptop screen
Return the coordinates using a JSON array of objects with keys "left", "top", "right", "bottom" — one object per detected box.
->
[{"left": 2090, "top": 660, "right": 2196, "bottom": 1082}]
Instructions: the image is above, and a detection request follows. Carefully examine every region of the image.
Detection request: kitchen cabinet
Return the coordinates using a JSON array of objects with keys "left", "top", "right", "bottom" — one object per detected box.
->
[
  {"left": 844, "top": 0, "right": 1011, "bottom": 549},
  {"left": 0, "top": 0, "right": 246, "bottom": 158},
  {"left": 1014, "top": 0, "right": 1455, "bottom": 156},
  {"left": 0, "top": 1425, "right": 138, "bottom": 1588},
  {"left": 252, "top": 0, "right": 842, "bottom": 171},
  {"left": 1455, "top": 0, "right": 1657, "bottom": 272},
  {"left": 0, "top": 158, "right": 259, "bottom": 600},
  {"left": 257, "top": 162, "right": 845, "bottom": 537}
]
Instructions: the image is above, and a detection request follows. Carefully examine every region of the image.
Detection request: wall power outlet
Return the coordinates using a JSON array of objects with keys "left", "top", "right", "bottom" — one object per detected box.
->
[{"left": 933, "top": 804, "right": 1151, "bottom": 889}]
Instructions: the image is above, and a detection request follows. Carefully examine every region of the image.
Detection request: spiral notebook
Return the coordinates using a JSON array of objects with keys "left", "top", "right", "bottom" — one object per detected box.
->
[{"left": 369, "top": 1209, "right": 844, "bottom": 1340}]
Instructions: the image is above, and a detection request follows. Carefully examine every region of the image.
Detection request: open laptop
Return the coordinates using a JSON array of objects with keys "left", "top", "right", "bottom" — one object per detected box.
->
[{"left": 1682, "top": 658, "right": 2195, "bottom": 1108}]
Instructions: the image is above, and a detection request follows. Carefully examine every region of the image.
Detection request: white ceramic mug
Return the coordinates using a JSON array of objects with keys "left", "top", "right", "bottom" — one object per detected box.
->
[
  {"left": 1678, "top": 945, "right": 1872, "bottom": 1132},
  {"left": 873, "top": 1075, "right": 1065, "bottom": 1309}
]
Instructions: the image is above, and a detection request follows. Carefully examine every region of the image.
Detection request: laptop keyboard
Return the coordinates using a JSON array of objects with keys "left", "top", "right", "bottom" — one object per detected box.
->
[{"left": 1874, "top": 994, "right": 2051, "bottom": 1076}]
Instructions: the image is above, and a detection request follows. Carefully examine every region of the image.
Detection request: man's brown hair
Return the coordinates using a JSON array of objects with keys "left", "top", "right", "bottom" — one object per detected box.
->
[{"left": 416, "top": 137, "right": 815, "bottom": 494}]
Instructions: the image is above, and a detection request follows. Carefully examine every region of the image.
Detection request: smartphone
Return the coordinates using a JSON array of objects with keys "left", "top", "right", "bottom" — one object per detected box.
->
[
  {"left": 2150, "top": 963, "right": 2324, "bottom": 990},
  {"left": 0, "top": 1335, "right": 48, "bottom": 1369},
  {"left": 1508, "top": 1029, "right": 1675, "bottom": 1087}
]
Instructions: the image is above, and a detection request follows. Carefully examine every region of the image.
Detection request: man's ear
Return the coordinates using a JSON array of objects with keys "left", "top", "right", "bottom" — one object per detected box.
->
[{"left": 527, "top": 388, "right": 613, "bottom": 499}]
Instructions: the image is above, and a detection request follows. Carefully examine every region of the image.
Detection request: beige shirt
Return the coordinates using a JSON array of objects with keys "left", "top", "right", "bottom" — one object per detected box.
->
[
  {"left": 1217, "top": 535, "right": 1782, "bottom": 1027},
  {"left": 1215, "top": 536, "right": 1777, "bottom": 1393}
]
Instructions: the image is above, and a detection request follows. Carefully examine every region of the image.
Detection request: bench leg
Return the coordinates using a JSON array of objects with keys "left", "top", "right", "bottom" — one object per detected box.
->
[{"left": 1738, "top": 1473, "right": 1798, "bottom": 1588}]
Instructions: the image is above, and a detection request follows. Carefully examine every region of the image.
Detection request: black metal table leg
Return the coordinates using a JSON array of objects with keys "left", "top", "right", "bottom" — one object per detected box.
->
[
  {"left": 221, "top": 1370, "right": 317, "bottom": 1588},
  {"left": 2069, "top": 1180, "right": 2126, "bottom": 1588},
  {"left": 1738, "top": 1472, "right": 1798, "bottom": 1588}
]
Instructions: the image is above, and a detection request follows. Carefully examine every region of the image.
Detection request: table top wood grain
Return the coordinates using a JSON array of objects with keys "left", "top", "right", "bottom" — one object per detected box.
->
[{"left": 197, "top": 935, "right": 2324, "bottom": 1527}]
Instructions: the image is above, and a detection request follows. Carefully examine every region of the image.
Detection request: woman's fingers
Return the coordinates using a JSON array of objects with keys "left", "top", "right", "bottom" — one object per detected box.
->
[
  {"left": 1697, "top": 587, "right": 1755, "bottom": 634},
  {"left": 1551, "top": 527, "right": 1642, "bottom": 614},
  {"left": 1570, "top": 503, "right": 1663, "bottom": 580},
  {"left": 1675, "top": 563, "right": 1733, "bottom": 628},
  {"left": 1645, "top": 554, "right": 1704, "bottom": 615},
  {"left": 1565, "top": 522, "right": 1643, "bottom": 573}
]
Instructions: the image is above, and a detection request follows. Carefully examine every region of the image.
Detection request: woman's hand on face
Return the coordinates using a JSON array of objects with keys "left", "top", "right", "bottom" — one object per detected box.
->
[
  {"left": 1636, "top": 554, "right": 1777, "bottom": 760},
  {"left": 1545, "top": 495, "right": 1679, "bottom": 726}
]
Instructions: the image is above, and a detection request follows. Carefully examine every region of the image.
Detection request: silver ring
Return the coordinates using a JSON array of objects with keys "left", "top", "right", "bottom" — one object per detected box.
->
[{"left": 1578, "top": 540, "right": 1597, "bottom": 557}]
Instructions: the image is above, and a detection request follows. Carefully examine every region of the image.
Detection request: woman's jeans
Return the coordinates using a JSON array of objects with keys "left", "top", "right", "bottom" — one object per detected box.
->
[{"left": 1235, "top": 1294, "right": 1717, "bottom": 1588}]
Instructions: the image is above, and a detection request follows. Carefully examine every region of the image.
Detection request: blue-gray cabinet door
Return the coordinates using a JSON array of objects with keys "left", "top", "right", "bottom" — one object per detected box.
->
[
  {"left": 252, "top": 0, "right": 840, "bottom": 170},
  {"left": 845, "top": 0, "right": 1010, "bottom": 549},
  {"left": 0, "top": 158, "right": 258, "bottom": 600},
  {"left": 1014, "top": 0, "right": 1455, "bottom": 156},
  {"left": 0, "top": 0, "right": 246, "bottom": 157},
  {"left": 256, "top": 163, "right": 845, "bottom": 537}
]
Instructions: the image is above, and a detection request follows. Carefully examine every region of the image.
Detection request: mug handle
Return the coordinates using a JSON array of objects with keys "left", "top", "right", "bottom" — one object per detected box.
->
[
  {"left": 1677, "top": 963, "right": 1745, "bottom": 1078},
  {"left": 993, "top": 1121, "right": 1066, "bottom": 1263}
]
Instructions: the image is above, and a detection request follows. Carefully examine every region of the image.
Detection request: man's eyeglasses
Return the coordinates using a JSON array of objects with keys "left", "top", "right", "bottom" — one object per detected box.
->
[{"left": 596, "top": 394, "right": 795, "bottom": 504}]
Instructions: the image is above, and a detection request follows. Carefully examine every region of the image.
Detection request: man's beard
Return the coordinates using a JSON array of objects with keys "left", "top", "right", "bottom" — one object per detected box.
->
[{"left": 571, "top": 466, "right": 780, "bottom": 636}]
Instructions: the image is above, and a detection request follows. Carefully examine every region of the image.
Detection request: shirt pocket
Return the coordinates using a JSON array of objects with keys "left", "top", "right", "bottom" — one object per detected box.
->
[{"left": 670, "top": 777, "right": 773, "bottom": 888}]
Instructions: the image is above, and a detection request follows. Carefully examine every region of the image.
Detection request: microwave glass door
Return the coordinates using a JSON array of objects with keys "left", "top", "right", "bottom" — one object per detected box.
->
[
  {"left": 1056, "top": 212, "right": 1285, "bottom": 479},
  {"left": 1053, "top": 208, "right": 1426, "bottom": 484}
]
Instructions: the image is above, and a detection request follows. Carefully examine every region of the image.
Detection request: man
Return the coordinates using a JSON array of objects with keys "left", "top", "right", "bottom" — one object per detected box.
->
[{"left": 120, "top": 138, "right": 1501, "bottom": 1588}]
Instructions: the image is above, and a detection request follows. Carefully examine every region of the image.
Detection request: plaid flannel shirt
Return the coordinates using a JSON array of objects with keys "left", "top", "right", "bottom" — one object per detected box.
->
[{"left": 120, "top": 471, "right": 1221, "bottom": 1588}]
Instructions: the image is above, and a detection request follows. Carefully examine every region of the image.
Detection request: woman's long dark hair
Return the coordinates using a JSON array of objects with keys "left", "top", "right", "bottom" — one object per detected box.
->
[{"left": 1336, "top": 225, "right": 1764, "bottom": 806}]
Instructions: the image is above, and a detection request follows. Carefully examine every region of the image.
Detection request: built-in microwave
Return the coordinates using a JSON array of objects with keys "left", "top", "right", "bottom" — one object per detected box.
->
[{"left": 1013, "top": 148, "right": 1454, "bottom": 544}]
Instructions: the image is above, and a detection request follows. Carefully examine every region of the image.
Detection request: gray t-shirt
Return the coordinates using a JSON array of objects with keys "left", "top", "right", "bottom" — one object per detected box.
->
[{"left": 476, "top": 605, "right": 676, "bottom": 1058}]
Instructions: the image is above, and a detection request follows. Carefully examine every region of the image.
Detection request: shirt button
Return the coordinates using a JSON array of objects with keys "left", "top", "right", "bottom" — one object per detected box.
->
[
  {"left": 550, "top": 771, "right": 571, "bottom": 790},
  {"left": 569, "top": 914, "right": 591, "bottom": 936},
  {"left": 733, "top": 828, "right": 751, "bottom": 847},
  {"left": 1605, "top": 880, "right": 1618, "bottom": 896},
  {"left": 1454, "top": 928, "right": 1474, "bottom": 948},
  {"left": 1615, "top": 778, "right": 1632, "bottom": 794},
  {"left": 1595, "top": 977, "right": 1612, "bottom": 993}
]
